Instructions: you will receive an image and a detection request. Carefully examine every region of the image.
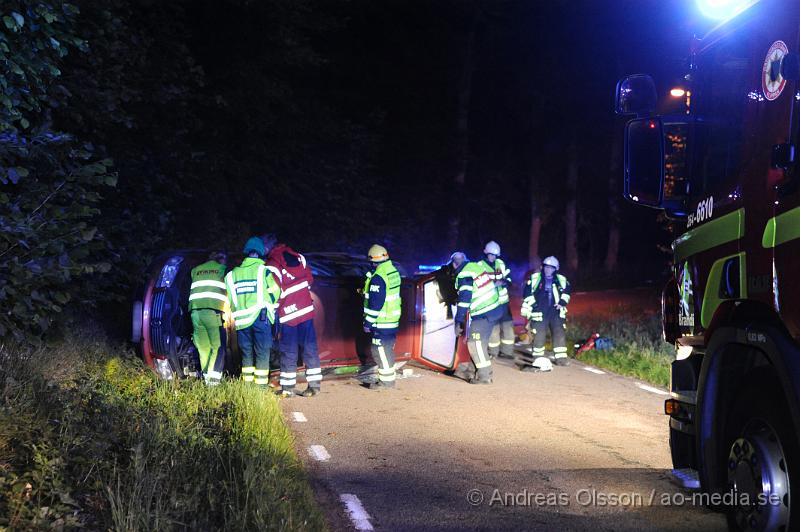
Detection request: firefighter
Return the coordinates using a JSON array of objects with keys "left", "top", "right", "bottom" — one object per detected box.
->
[
  {"left": 452, "top": 256, "right": 504, "bottom": 384},
  {"left": 225, "top": 237, "right": 281, "bottom": 388},
  {"left": 267, "top": 241, "right": 322, "bottom": 397},
  {"left": 481, "top": 241, "right": 515, "bottom": 359},
  {"left": 363, "top": 244, "right": 402, "bottom": 390},
  {"left": 520, "top": 255, "right": 571, "bottom": 368},
  {"left": 188, "top": 251, "right": 228, "bottom": 385}
]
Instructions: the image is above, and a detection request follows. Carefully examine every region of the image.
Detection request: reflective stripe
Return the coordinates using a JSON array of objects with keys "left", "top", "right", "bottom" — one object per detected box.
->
[
  {"left": 257, "top": 265, "right": 266, "bottom": 307},
  {"left": 374, "top": 322, "right": 399, "bottom": 329},
  {"left": 280, "top": 305, "right": 314, "bottom": 323},
  {"left": 189, "top": 292, "right": 228, "bottom": 302},
  {"left": 191, "top": 280, "right": 226, "bottom": 289},
  {"left": 379, "top": 374, "right": 396, "bottom": 382},
  {"left": 243, "top": 375, "right": 254, "bottom": 382},
  {"left": 488, "top": 342, "right": 500, "bottom": 348},
  {"left": 206, "top": 370, "right": 223, "bottom": 379},
  {"left": 306, "top": 367, "right": 321, "bottom": 375},
  {"left": 225, "top": 272, "right": 238, "bottom": 307},
  {"left": 385, "top": 294, "right": 400, "bottom": 302},
  {"left": 364, "top": 309, "right": 381, "bottom": 316},
  {"left": 280, "top": 379, "right": 297, "bottom": 386},
  {"left": 553, "top": 347, "right": 568, "bottom": 353},
  {"left": 255, "top": 378, "right": 270, "bottom": 385},
  {"left": 554, "top": 353, "right": 568, "bottom": 359},
  {"left": 377, "top": 367, "right": 395, "bottom": 375},
  {"left": 501, "top": 339, "right": 514, "bottom": 345},
  {"left": 306, "top": 374, "right": 322, "bottom": 382},
  {"left": 458, "top": 302, "right": 470, "bottom": 308},
  {"left": 474, "top": 341, "right": 491, "bottom": 369},
  {"left": 242, "top": 366, "right": 255, "bottom": 374},
  {"left": 532, "top": 347, "right": 545, "bottom": 354},
  {"left": 458, "top": 285, "right": 474, "bottom": 292},
  {"left": 266, "top": 265, "right": 282, "bottom": 282},
  {"left": 281, "top": 280, "right": 310, "bottom": 298},
  {"left": 254, "top": 369, "right": 270, "bottom": 376},
  {"left": 472, "top": 289, "right": 496, "bottom": 306}
]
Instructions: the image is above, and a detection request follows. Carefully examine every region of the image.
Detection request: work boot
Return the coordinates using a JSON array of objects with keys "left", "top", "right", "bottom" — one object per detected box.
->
[
  {"left": 301, "top": 386, "right": 320, "bottom": 397},
  {"left": 497, "top": 353, "right": 514, "bottom": 360},
  {"left": 520, "top": 365, "right": 538, "bottom": 373},
  {"left": 276, "top": 387, "right": 297, "bottom": 398},
  {"left": 453, "top": 363, "right": 475, "bottom": 382},
  {"left": 369, "top": 380, "right": 395, "bottom": 391},
  {"left": 554, "top": 357, "right": 570, "bottom": 367},
  {"left": 472, "top": 368, "right": 493, "bottom": 384}
]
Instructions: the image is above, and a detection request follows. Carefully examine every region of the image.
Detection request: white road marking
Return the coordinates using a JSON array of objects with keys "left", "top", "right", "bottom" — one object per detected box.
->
[
  {"left": 340, "top": 493, "right": 374, "bottom": 531},
  {"left": 637, "top": 383, "right": 669, "bottom": 395},
  {"left": 308, "top": 445, "right": 331, "bottom": 462},
  {"left": 292, "top": 411, "right": 308, "bottom": 422},
  {"left": 583, "top": 367, "right": 605, "bottom": 375}
]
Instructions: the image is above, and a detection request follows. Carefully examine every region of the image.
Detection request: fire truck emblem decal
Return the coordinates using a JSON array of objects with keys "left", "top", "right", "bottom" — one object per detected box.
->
[
  {"left": 762, "top": 40, "right": 788, "bottom": 101},
  {"left": 678, "top": 261, "right": 695, "bottom": 328}
]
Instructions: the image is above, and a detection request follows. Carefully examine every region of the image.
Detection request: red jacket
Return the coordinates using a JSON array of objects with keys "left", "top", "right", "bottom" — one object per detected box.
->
[{"left": 266, "top": 244, "right": 316, "bottom": 326}]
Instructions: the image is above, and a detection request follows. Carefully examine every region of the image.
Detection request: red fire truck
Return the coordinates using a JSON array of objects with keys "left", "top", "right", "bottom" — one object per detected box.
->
[{"left": 617, "top": 0, "right": 800, "bottom": 529}]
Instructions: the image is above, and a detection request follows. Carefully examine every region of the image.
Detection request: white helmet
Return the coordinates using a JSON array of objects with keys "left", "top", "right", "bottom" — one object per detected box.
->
[
  {"left": 543, "top": 256, "right": 560, "bottom": 270},
  {"left": 483, "top": 241, "right": 501, "bottom": 256},
  {"left": 532, "top": 357, "right": 553, "bottom": 372}
]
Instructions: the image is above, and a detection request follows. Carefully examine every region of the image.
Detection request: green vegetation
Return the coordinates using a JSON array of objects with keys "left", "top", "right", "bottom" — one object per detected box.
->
[
  {"left": 568, "top": 313, "right": 673, "bottom": 388},
  {"left": 0, "top": 329, "right": 325, "bottom": 531}
]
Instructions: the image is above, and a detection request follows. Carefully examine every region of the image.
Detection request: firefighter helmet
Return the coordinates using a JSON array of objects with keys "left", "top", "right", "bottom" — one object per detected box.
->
[
  {"left": 532, "top": 357, "right": 553, "bottom": 372},
  {"left": 483, "top": 241, "right": 501, "bottom": 256},
  {"left": 449, "top": 251, "right": 467, "bottom": 268},
  {"left": 543, "top": 256, "right": 560, "bottom": 270},
  {"left": 367, "top": 244, "right": 389, "bottom": 262},
  {"left": 243, "top": 236, "right": 266, "bottom": 257}
]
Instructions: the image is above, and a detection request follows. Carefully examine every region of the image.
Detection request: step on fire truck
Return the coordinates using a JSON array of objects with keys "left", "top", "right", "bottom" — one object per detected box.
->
[{"left": 616, "top": 0, "right": 800, "bottom": 530}]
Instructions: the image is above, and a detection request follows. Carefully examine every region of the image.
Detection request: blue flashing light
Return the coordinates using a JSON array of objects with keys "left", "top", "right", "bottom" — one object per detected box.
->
[
  {"left": 416, "top": 264, "right": 441, "bottom": 273},
  {"left": 696, "top": 0, "right": 758, "bottom": 20}
]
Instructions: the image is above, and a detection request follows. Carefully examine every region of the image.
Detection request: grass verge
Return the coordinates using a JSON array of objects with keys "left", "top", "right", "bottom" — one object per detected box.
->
[
  {"left": 0, "top": 327, "right": 325, "bottom": 531},
  {"left": 568, "top": 313, "right": 673, "bottom": 388}
]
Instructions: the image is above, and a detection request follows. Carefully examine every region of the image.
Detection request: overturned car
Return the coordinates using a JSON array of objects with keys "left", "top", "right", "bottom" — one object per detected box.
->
[{"left": 131, "top": 251, "right": 498, "bottom": 384}]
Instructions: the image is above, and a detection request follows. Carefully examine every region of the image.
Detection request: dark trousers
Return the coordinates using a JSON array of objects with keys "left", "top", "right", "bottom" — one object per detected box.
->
[
  {"left": 488, "top": 304, "right": 515, "bottom": 358},
  {"left": 370, "top": 330, "right": 397, "bottom": 386},
  {"left": 237, "top": 313, "right": 273, "bottom": 386},
  {"left": 279, "top": 319, "right": 322, "bottom": 391},
  {"left": 532, "top": 311, "right": 566, "bottom": 358}
]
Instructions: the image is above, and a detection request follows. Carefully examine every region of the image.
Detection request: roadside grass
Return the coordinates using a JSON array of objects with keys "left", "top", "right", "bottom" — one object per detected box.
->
[
  {"left": 568, "top": 313, "right": 673, "bottom": 388},
  {"left": 0, "top": 327, "right": 325, "bottom": 531}
]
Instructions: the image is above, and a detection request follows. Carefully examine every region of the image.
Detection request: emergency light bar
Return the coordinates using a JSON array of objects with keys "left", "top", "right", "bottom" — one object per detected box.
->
[{"left": 696, "top": 0, "right": 759, "bottom": 21}]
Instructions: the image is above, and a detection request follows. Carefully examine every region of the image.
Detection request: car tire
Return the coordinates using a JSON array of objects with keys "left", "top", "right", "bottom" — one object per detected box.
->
[
  {"left": 132, "top": 300, "right": 143, "bottom": 343},
  {"left": 724, "top": 368, "right": 796, "bottom": 531}
]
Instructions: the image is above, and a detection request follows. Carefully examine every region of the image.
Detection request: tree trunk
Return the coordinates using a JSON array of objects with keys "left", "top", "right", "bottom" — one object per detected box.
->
[
  {"left": 528, "top": 173, "right": 542, "bottom": 271},
  {"left": 565, "top": 140, "right": 579, "bottom": 274},
  {"left": 446, "top": 3, "right": 477, "bottom": 251},
  {"left": 604, "top": 129, "right": 622, "bottom": 273}
]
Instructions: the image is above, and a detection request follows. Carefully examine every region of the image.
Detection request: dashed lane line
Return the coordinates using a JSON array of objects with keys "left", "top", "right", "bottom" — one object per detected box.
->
[
  {"left": 637, "top": 383, "right": 669, "bottom": 395},
  {"left": 308, "top": 445, "right": 331, "bottom": 462},
  {"left": 340, "top": 494, "right": 374, "bottom": 531},
  {"left": 583, "top": 366, "right": 605, "bottom": 375}
]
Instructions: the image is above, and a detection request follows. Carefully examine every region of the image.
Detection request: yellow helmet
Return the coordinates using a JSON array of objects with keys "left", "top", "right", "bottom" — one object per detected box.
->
[{"left": 367, "top": 244, "right": 389, "bottom": 262}]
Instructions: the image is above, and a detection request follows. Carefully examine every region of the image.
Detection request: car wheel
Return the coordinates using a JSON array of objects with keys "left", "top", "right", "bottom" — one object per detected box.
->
[
  {"left": 132, "top": 300, "right": 143, "bottom": 343},
  {"left": 725, "top": 370, "right": 795, "bottom": 531}
]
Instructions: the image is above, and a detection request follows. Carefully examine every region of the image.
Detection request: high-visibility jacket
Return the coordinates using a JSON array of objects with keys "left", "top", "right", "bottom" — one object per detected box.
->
[
  {"left": 363, "top": 260, "right": 402, "bottom": 330},
  {"left": 266, "top": 244, "right": 316, "bottom": 326},
  {"left": 454, "top": 261, "right": 500, "bottom": 323},
  {"left": 521, "top": 271, "right": 571, "bottom": 320},
  {"left": 481, "top": 257, "right": 511, "bottom": 305},
  {"left": 188, "top": 260, "right": 227, "bottom": 312},
  {"left": 225, "top": 257, "right": 281, "bottom": 330}
]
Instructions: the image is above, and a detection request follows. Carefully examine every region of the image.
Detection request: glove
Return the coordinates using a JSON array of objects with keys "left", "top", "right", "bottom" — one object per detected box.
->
[{"left": 454, "top": 321, "right": 465, "bottom": 337}]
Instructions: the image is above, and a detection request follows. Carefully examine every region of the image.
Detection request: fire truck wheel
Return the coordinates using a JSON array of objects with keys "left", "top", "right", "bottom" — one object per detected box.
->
[
  {"left": 669, "top": 427, "right": 694, "bottom": 469},
  {"left": 724, "top": 369, "right": 796, "bottom": 532}
]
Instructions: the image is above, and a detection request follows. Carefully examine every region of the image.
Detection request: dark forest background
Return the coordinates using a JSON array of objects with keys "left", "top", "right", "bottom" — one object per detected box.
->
[{"left": 1, "top": 0, "right": 713, "bottom": 340}]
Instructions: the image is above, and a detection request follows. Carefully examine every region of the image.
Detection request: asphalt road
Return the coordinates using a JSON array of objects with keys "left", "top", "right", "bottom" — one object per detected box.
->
[{"left": 283, "top": 357, "right": 727, "bottom": 531}]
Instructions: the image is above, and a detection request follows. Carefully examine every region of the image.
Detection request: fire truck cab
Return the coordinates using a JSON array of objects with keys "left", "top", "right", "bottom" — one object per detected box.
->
[{"left": 617, "top": 0, "right": 800, "bottom": 529}]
